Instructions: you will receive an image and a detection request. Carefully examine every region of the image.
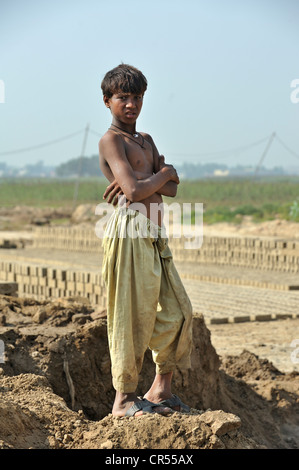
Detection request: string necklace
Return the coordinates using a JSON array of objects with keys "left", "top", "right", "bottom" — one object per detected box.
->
[
  {"left": 110, "top": 123, "right": 146, "bottom": 149},
  {"left": 111, "top": 123, "right": 139, "bottom": 138}
]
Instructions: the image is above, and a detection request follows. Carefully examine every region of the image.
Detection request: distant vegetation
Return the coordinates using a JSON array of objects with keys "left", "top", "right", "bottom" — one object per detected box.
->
[
  {"left": 54, "top": 157, "right": 286, "bottom": 179},
  {"left": 55, "top": 156, "right": 100, "bottom": 177},
  {"left": 1, "top": 176, "right": 298, "bottom": 223},
  {"left": 174, "top": 178, "right": 299, "bottom": 223},
  {"left": 0, "top": 154, "right": 289, "bottom": 178}
]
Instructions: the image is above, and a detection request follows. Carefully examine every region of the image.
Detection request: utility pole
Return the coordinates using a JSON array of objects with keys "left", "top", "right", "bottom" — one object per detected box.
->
[
  {"left": 72, "top": 123, "right": 90, "bottom": 211},
  {"left": 254, "top": 132, "right": 276, "bottom": 178}
]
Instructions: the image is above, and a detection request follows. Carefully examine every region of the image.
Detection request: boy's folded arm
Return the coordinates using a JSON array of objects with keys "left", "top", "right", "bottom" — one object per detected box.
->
[
  {"left": 156, "top": 182, "right": 178, "bottom": 197},
  {"left": 145, "top": 134, "right": 178, "bottom": 197},
  {"left": 99, "top": 133, "right": 177, "bottom": 202},
  {"left": 136, "top": 171, "right": 177, "bottom": 197}
]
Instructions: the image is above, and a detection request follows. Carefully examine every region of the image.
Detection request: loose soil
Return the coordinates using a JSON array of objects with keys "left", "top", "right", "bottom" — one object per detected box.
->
[
  {"left": 0, "top": 294, "right": 298, "bottom": 449},
  {"left": 0, "top": 206, "right": 298, "bottom": 449}
]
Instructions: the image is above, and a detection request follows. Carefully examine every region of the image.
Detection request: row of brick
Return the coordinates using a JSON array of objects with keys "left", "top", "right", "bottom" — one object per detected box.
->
[
  {"left": 32, "top": 226, "right": 299, "bottom": 272},
  {"left": 0, "top": 261, "right": 106, "bottom": 307},
  {"left": 171, "top": 248, "right": 299, "bottom": 272},
  {"left": 34, "top": 225, "right": 299, "bottom": 249},
  {"left": 207, "top": 312, "right": 299, "bottom": 325},
  {"left": 170, "top": 235, "right": 298, "bottom": 250},
  {"left": 180, "top": 273, "right": 298, "bottom": 290}
]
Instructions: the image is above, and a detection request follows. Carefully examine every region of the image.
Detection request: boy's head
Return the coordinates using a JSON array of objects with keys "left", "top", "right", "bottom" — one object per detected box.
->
[{"left": 101, "top": 63, "right": 147, "bottom": 99}]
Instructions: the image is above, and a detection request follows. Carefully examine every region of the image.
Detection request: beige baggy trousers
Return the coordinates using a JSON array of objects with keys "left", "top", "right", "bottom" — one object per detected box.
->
[{"left": 102, "top": 207, "right": 193, "bottom": 393}]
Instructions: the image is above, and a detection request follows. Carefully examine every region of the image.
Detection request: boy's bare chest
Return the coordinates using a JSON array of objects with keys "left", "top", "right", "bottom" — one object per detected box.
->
[{"left": 124, "top": 139, "right": 154, "bottom": 173}]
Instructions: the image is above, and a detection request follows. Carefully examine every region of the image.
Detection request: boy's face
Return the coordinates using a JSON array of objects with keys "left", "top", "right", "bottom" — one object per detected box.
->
[{"left": 104, "top": 91, "right": 144, "bottom": 126}]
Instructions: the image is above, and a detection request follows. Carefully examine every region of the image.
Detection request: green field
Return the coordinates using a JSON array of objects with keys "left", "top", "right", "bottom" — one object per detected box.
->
[{"left": 1, "top": 176, "right": 299, "bottom": 223}]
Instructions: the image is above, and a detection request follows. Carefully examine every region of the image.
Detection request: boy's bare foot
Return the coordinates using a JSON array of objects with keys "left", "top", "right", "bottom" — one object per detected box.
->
[
  {"left": 112, "top": 392, "right": 172, "bottom": 417},
  {"left": 143, "top": 392, "right": 190, "bottom": 412},
  {"left": 143, "top": 372, "right": 190, "bottom": 412},
  {"left": 143, "top": 371, "right": 173, "bottom": 404},
  {"left": 143, "top": 391, "right": 181, "bottom": 411}
]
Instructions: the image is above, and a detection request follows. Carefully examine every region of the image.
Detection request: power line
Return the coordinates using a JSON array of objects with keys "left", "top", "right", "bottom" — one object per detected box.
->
[
  {"left": 254, "top": 132, "right": 276, "bottom": 177},
  {"left": 167, "top": 135, "right": 270, "bottom": 159},
  {"left": 275, "top": 134, "right": 299, "bottom": 161},
  {"left": 1, "top": 127, "right": 298, "bottom": 166},
  {"left": 72, "top": 123, "right": 90, "bottom": 211},
  {"left": 89, "top": 128, "right": 102, "bottom": 138},
  {"left": 0, "top": 129, "right": 85, "bottom": 156}
]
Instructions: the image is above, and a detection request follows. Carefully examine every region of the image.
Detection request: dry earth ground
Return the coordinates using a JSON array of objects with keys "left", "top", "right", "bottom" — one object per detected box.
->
[{"left": 0, "top": 207, "right": 298, "bottom": 450}]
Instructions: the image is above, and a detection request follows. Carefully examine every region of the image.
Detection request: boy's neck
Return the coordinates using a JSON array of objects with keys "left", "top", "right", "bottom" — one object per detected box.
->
[{"left": 111, "top": 118, "right": 137, "bottom": 135}]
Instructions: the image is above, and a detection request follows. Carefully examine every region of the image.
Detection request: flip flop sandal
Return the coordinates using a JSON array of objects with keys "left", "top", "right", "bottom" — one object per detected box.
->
[
  {"left": 125, "top": 398, "right": 168, "bottom": 417},
  {"left": 156, "top": 394, "right": 190, "bottom": 413}
]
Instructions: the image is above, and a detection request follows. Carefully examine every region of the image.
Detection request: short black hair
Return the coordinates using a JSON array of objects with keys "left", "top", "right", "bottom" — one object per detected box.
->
[{"left": 101, "top": 63, "right": 147, "bottom": 98}]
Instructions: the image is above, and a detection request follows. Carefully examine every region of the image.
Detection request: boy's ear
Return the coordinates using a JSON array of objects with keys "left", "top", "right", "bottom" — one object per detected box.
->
[{"left": 103, "top": 95, "right": 110, "bottom": 108}]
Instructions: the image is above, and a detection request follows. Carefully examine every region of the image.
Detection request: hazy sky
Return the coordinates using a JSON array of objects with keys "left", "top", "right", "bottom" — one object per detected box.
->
[{"left": 1, "top": 0, "right": 299, "bottom": 169}]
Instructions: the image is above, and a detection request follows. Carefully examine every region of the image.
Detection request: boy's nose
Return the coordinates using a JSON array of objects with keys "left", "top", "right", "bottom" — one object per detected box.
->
[{"left": 126, "top": 98, "right": 136, "bottom": 108}]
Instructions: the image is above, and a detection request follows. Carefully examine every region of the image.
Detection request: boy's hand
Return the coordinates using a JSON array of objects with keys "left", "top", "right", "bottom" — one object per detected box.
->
[
  {"left": 160, "top": 159, "right": 180, "bottom": 184},
  {"left": 158, "top": 155, "right": 166, "bottom": 170},
  {"left": 159, "top": 155, "right": 179, "bottom": 184},
  {"left": 103, "top": 180, "right": 125, "bottom": 206}
]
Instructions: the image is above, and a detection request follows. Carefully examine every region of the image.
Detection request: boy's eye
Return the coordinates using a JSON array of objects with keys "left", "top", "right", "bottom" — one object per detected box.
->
[{"left": 116, "top": 94, "right": 143, "bottom": 101}]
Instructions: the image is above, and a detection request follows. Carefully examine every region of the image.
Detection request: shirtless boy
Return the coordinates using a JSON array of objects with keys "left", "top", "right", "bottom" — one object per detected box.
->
[{"left": 99, "top": 64, "right": 193, "bottom": 417}]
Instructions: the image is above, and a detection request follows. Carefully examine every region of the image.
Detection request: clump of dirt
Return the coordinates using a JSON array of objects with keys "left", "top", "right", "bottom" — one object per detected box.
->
[
  {"left": 0, "top": 294, "right": 298, "bottom": 449},
  {"left": 70, "top": 204, "right": 97, "bottom": 224},
  {"left": 219, "top": 351, "right": 299, "bottom": 448},
  {"left": 0, "top": 206, "right": 72, "bottom": 231},
  {"left": 221, "top": 349, "right": 283, "bottom": 382}
]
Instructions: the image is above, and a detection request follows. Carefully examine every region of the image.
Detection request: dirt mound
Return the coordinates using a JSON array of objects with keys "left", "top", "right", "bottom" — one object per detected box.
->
[
  {"left": 70, "top": 204, "right": 97, "bottom": 224},
  {"left": 203, "top": 217, "right": 299, "bottom": 239},
  {"left": 0, "top": 206, "right": 71, "bottom": 230},
  {"left": 0, "top": 294, "right": 298, "bottom": 449},
  {"left": 221, "top": 349, "right": 283, "bottom": 381},
  {"left": 0, "top": 373, "right": 258, "bottom": 450},
  {"left": 219, "top": 351, "right": 299, "bottom": 448}
]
